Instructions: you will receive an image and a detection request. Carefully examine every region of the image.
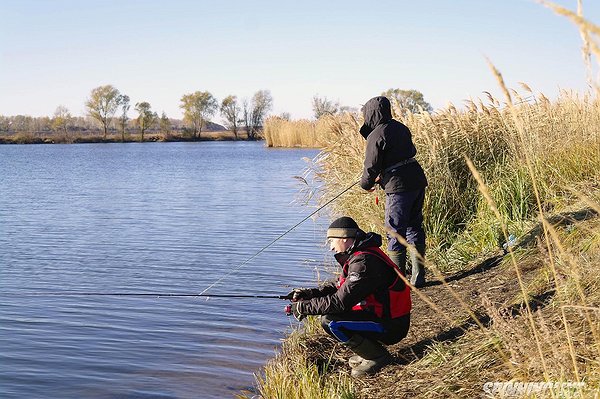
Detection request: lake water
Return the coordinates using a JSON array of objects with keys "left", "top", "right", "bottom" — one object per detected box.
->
[{"left": 0, "top": 141, "right": 333, "bottom": 398}]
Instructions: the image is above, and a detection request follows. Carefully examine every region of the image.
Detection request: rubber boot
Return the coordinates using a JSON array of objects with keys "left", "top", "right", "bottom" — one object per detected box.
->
[
  {"left": 409, "top": 244, "right": 426, "bottom": 288},
  {"left": 344, "top": 335, "right": 392, "bottom": 377},
  {"left": 388, "top": 250, "right": 407, "bottom": 276}
]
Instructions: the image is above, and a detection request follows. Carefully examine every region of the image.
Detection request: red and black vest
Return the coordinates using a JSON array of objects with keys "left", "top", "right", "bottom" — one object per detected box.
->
[{"left": 337, "top": 246, "right": 411, "bottom": 319}]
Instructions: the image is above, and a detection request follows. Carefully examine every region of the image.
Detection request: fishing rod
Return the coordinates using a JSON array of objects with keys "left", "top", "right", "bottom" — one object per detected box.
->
[
  {"left": 17, "top": 292, "right": 292, "bottom": 299},
  {"left": 196, "top": 179, "right": 360, "bottom": 296}
]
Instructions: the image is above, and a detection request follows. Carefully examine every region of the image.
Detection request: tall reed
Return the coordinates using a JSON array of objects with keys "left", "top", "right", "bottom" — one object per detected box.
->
[{"left": 296, "top": 90, "right": 600, "bottom": 270}]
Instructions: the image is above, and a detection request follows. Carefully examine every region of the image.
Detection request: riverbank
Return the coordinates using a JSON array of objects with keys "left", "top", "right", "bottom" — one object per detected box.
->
[
  {"left": 247, "top": 204, "right": 599, "bottom": 398},
  {"left": 0, "top": 130, "right": 259, "bottom": 144}
]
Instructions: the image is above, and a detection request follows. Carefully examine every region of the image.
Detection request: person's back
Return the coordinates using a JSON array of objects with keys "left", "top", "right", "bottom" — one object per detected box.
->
[
  {"left": 359, "top": 97, "right": 427, "bottom": 194},
  {"left": 358, "top": 95, "right": 428, "bottom": 287}
]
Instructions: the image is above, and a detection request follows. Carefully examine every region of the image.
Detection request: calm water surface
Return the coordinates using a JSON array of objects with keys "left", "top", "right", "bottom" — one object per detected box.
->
[{"left": 0, "top": 141, "right": 332, "bottom": 398}]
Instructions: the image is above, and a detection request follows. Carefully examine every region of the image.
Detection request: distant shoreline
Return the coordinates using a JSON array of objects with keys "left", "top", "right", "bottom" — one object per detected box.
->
[{"left": 0, "top": 130, "right": 261, "bottom": 144}]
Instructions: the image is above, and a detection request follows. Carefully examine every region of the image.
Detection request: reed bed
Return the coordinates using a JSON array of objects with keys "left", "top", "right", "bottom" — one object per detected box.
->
[
  {"left": 264, "top": 117, "right": 322, "bottom": 148},
  {"left": 276, "top": 90, "right": 599, "bottom": 271}
]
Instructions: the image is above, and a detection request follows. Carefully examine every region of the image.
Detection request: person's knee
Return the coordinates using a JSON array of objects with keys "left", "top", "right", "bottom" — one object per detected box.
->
[
  {"left": 387, "top": 237, "right": 407, "bottom": 252},
  {"left": 319, "top": 315, "right": 337, "bottom": 339},
  {"left": 320, "top": 314, "right": 334, "bottom": 335},
  {"left": 405, "top": 227, "right": 425, "bottom": 247},
  {"left": 381, "top": 315, "right": 410, "bottom": 345}
]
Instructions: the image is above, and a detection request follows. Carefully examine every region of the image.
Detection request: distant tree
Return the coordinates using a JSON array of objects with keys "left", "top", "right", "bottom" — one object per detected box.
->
[
  {"left": 51, "top": 105, "right": 72, "bottom": 135},
  {"left": 135, "top": 102, "right": 158, "bottom": 142},
  {"left": 278, "top": 112, "right": 291, "bottom": 121},
  {"left": 244, "top": 90, "right": 273, "bottom": 140},
  {"left": 179, "top": 91, "right": 218, "bottom": 140},
  {"left": 312, "top": 95, "right": 339, "bottom": 119},
  {"left": 0, "top": 116, "right": 9, "bottom": 132},
  {"left": 12, "top": 115, "right": 34, "bottom": 134},
  {"left": 381, "top": 88, "right": 432, "bottom": 117},
  {"left": 339, "top": 105, "right": 358, "bottom": 114},
  {"left": 242, "top": 99, "right": 250, "bottom": 140},
  {"left": 159, "top": 112, "right": 171, "bottom": 136},
  {"left": 117, "top": 94, "right": 130, "bottom": 142},
  {"left": 85, "top": 85, "right": 121, "bottom": 139},
  {"left": 220, "top": 95, "right": 241, "bottom": 140}
]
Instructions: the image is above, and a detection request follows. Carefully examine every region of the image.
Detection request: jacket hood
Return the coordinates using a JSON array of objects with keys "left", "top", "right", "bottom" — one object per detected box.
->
[{"left": 359, "top": 96, "right": 393, "bottom": 139}]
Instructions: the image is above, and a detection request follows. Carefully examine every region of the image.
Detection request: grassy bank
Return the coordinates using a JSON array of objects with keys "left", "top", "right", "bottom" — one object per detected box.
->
[{"left": 246, "top": 205, "right": 600, "bottom": 398}]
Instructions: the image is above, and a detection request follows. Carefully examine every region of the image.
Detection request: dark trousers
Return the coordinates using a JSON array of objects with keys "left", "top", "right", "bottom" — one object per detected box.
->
[
  {"left": 385, "top": 189, "right": 426, "bottom": 253},
  {"left": 320, "top": 311, "right": 410, "bottom": 346}
]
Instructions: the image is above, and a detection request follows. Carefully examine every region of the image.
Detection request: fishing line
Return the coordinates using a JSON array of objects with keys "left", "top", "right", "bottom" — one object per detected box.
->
[
  {"left": 197, "top": 179, "right": 360, "bottom": 296},
  {"left": 17, "top": 292, "right": 291, "bottom": 299},
  {"left": 8, "top": 180, "right": 360, "bottom": 300}
]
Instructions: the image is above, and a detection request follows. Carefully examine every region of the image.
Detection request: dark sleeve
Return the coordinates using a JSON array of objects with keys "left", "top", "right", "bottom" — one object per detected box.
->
[
  {"left": 360, "top": 130, "right": 385, "bottom": 190},
  {"left": 298, "top": 254, "right": 383, "bottom": 315},
  {"left": 308, "top": 281, "right": 337, "bottom": 298}
]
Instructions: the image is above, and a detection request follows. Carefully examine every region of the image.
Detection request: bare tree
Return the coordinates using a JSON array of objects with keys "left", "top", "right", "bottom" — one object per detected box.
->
[
  {"left": 85, "top": 85, "right": 121, "bottom": 139},
  {"left": 159, "top": 112, "right": 171, "bottom": 136},
  {"left": 179, "top": 91, "right": 218, "bottom": 140},
  {"left": 135, "top": 102, "right": 158, "bottom": 142},
  {"left": 220, "top": 95, "right": 241, "bottom": 140},
  {"left": 51, "top": 105, "right": 72, "bottom": 136},
  {"left": 242, "top": 99, "right": 250, "bottom": 139},
  {"left": 312, "top": 95, "right": 339, "bottom": 119},
  {"left": 245, "top": 90, "right": 273, "bottom": 140},
  {"left": 117, "top": 94, "right": 130, "bottom": 142}
]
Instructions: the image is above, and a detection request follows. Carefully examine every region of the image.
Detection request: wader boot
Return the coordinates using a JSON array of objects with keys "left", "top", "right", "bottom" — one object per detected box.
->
[
  {"left": 388, "top": 250, "right": 407, "bottom": 276},
  {"left": 409, "top": 244, "right": 426, "bottom": 288},
  {"left": 344, "top": 335, "right": 392, "bottom": 377}
]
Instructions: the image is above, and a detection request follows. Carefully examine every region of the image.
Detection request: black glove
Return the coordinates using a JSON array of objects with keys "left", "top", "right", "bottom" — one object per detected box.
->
[
  {"left": 286, "top": 288, "right": 314, "bottom": 302},
  {"left": 284, "top": 302, "right": 306, "bottom": 321}
]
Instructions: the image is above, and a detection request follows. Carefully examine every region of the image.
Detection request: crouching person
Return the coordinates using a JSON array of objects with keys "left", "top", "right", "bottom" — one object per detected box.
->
[{"left": 286, "top": 216, "right": 411, "bottom": 377}]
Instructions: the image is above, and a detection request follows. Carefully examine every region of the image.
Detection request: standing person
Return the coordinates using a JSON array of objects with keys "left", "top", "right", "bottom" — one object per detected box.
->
[
  {"left": 358, "top": 96, "right": 428, "bottom": 287},
  {"left": 286, "top": 216, "right": 411, "bottom": 378}
]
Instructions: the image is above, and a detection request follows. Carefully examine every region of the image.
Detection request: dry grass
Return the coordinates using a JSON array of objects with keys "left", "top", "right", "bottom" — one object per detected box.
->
[
  {"left": 264, "top": 117, "right": 324, "bottom": 148},
  {"left": 293, "top": 90, "right": 600, "bottom": 272}
]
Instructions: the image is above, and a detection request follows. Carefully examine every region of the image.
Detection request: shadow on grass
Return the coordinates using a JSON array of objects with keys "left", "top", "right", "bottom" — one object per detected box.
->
[
  {"left": 422, "top": 255, "right": 504, "bottom": 288},
  {"left": 516, "top": 207, "right": 598, "bottom": 249},
  {"left": 422, "top": 207, "right": 598, "bottom": 288}
]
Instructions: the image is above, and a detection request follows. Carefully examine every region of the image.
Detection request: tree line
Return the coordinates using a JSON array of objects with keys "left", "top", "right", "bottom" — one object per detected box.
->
[
  {"left": 1, "top": 86, "right": 432, "bottom": 142},
  {"left": 0, "top": 85, "right": 274, "bottom": 142},
  {"left": 311, "top": 89, "right": 432, "bottom": 119}
]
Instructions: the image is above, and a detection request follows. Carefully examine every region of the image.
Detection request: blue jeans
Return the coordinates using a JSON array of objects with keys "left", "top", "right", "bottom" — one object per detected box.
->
[{"left": 385, "top": 189, "right": 426, "bottom": 252}]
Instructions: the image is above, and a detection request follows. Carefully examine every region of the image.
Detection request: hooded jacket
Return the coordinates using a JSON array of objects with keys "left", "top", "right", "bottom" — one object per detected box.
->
[
  {"left": 297, "top": 231, "right": 410, "bottom": 319},
  {"left": 359, "top": 96, "right": 428, "bottom": 193}
]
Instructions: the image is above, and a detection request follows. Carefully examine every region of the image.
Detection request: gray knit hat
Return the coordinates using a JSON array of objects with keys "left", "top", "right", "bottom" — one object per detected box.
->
[{"left": 327, "top": 216, "right": 361, "bottom": 239}]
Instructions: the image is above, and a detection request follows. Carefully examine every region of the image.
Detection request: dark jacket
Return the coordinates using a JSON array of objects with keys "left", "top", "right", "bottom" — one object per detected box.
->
[
  {"left": 359, "top": 96, "right": 428, "bottom": 193},
  {"left": 298, "top": 232, "right": 408, "bottom": 318}
]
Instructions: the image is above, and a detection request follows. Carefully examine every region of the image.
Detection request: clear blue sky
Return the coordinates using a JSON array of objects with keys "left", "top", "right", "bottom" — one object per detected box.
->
[{"left": 1, "top": 0, "right": 598, "bottom": 122}]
